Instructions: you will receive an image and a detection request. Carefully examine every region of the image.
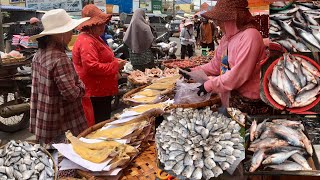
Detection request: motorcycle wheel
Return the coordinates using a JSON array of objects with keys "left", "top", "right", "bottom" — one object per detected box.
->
[{"left": 0, "top": 93, "right": 30, "bottom": 133}]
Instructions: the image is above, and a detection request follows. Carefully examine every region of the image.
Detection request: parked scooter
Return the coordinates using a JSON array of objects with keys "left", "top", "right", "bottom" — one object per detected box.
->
[{"left": 0, "top": 59, "right": 32, "bottom": 132}]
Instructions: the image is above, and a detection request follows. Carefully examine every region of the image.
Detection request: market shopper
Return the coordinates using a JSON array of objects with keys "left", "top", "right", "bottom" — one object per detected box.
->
[
  {"left": 199, "top": 17, "right": 217, "bottom": 51},
  {"left": 194, "top": 15, "right": 201, "bottom": 44},
  {"left": 180, "top": 19, "right": 195, "bottom": 59},
  {"left": 29, "top": 9, "right": 89, "bottom": 144},
  {"left": 73, "top": 4, "right": 126, "bottom": 124},
  {"left": 123, "top": 8, "right": 155, "bottom": 71},
  {"left": 181, "top": 0, "right": 270, "bottom": 115},
  {"left": 24, "top": 17, "right": 43, "bottom": 36}
]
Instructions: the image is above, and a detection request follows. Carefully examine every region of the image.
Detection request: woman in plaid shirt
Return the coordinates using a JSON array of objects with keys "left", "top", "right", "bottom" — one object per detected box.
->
[{"left": 29, "top": 9, "right": 90, "bottom": 144}]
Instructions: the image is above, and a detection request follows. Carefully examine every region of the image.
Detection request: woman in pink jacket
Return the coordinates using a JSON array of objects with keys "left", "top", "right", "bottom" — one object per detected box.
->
[{"left": 180, "top": 0, "right": 270, "bottom": 115}]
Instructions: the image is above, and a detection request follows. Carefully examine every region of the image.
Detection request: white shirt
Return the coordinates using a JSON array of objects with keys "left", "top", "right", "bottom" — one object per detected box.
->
[{"left": 180, "top": 27, "right": 195, "bottom": 45}]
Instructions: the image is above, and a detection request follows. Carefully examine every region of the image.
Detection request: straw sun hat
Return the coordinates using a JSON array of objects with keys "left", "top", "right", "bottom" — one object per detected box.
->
[
  {"left": 77, "top": 4, "right": 112, "bottom": 31},
  {"left": 29, "top": 9, "right": 90, "bottom": 41},
  {"left": 202, "top": 0, "right": 249, "bottom": 21}
]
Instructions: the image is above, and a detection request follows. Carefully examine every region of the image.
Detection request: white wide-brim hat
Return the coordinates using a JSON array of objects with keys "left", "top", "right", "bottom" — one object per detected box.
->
[
  {"left": 30, "top": 9, "right": 90, "bottom": 41},
  {"left": 184, "top": 19, "right": 194, "bottom": 26}
]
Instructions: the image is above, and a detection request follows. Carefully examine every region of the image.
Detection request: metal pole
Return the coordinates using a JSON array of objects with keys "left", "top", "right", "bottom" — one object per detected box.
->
[
  {"left": 172, "top": 0, "right": 175, "bottom": 18},
  {"left": 0, "top": 0, "right": 5, "bottom": 52}
]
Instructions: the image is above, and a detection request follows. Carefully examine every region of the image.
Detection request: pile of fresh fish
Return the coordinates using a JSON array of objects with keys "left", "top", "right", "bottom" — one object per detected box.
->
[
  {"left": 270, "top": 1, "right": 293, "bottom": 9},
  {"left": 270, "top": 2, "right": 320, "bottom": 52},
  {"left": 268, "top": 53, "right": 320, "bottom": 108},
  {"left": 0, "top": 140, "right": 55, "bottom": 180},
  {"left": 156, "top": 107, "right": 245, "bottom": 179},
  {"left": 248, "top": 119, "right": 313, "bottom": 172}
]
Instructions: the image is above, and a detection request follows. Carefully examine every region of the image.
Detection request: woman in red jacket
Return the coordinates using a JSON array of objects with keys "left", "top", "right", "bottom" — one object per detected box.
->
[{"left": 73, "top": 4, "right": 126, "bottom": 124}]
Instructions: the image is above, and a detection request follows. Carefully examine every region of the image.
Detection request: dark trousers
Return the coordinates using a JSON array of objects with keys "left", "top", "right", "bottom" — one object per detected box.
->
[
  {"left": 201, "top": 42, "right": 215, "bottom": 51},
  {"left": 90, "top": 96, "right": 112, "bottom": 124},
  {"left": 181, "top": 44, "right": 193, "bottom": 59}
]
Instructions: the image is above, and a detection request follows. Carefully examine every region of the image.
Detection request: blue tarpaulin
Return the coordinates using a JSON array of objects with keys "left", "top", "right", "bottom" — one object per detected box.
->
[
  {"left": 106, "top": 0, "right": 133, "bottom": 13},
  {"left": 0, "top": 5, "right": 36, "bottom": 12}
]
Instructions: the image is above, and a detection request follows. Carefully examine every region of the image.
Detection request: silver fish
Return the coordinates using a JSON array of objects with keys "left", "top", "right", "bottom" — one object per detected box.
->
[
  {"left": 278, "top": 20, "right": 299, "bottom": 40},
  {"left": 269, "top": 80, "right": 288, "bottom": 106},
  {"left": 301, "top": 66, "right": 317, "bottom": 84},
  {"left": 303, "top": 13, "right": 319, "bottom": 26},
  {"left": 284, "top": 67, "right": 302, "bottom": 91},
  {"left": 267, "top": 161, "right": 306, "bottom": 171},
  {"left": 295, "top": 83, "right": 320, "bottom": 108},
  {"left": 270, "top": 19, "right": 281, "bottom": 30},
  {"left": 255, "top": 119, "right": 268, "bottom": 139},
  {"left": 279, "top": 67, "right": 296, "bottom": 103},
  {"left": 296, "top": 56, "right": 320, "bottom": 77},
  {"left": 270, "top": 14, "right": 293, "bottom": 21},
  {"left": 249, "top": 138, "right": 289, "bottom": 152},
  {"left": 287, "top": 39, "right": 309, "bottom": 52},
  {"left": 250, "top": 120, "right": 257, "bottom": 142},
  {"left": 295, "top": 10, "right": 307, "bottom": 24},
  {"left": 260, "top": 127, "right": 277, "bottom": 139},
  {"left": 262, "top": 150, "right": 299, "bottom": 165},
  {"left": 277, "top": 40, "right": 293, "bottom": 52},
  {"left": 296, "top": 5, "right": 312, "bottom": 11},
  {"left": 249, "top": 149, "right": 265, "bottom": 172},
  {"left": 271, "top": 65, "right": 278, "bottom": 86},
  {"left": 298, "top": 83, "right": 316, "bottom": 93},
  {"left": 296, "top": 28, "right": 320, "bottom": 51},
  {"left": 291, "top": 153, "right": 312, "bottom": 170},
  {"left": 297, "top": 129, "right": 313, "bottom": 156},
  {"left": 271, "top": 125, "right": 305, "bottom": 147},
  {"left": 293, "top": 97, "right": 317, "bottom": 107},
  {"left": 278, "top": 7, "right": 299, "bottom": 14},
  {"left": 291, "top": 56, "right": 307, "bottom": 87},
  {"left": 181, "top": 165, "right": 195, "bottom": 179}
]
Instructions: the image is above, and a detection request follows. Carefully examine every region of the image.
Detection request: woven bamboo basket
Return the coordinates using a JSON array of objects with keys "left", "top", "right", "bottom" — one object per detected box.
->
[
  {"left": 122, "top": 85, "right": 174, "bottom": 106},
  {"left": 167, "top": 94, "right": 221, "bottom": 109},
  {"left": 76, "top": 112, "right": 161, "bottom": 179},
  {"left": 120, "top": 142, "right": 159, "bottom": 180},
  {"left": 0, "top": 141, "right": 58, "bottom": 180}
]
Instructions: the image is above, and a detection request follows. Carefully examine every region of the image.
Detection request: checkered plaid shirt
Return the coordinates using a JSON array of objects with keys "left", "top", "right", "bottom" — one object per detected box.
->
[{"left": 30, "top": 45, "right": 88, "bottom": 143}]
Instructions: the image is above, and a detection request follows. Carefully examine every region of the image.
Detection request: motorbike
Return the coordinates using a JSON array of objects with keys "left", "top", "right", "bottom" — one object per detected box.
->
[{"left": 0, "top": 58, "right": 32, "bottom": 132}]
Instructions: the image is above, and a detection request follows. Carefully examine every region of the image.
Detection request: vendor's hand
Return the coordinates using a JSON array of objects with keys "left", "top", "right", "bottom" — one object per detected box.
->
[
  {"left": 197, "top": 84, "right": 208, "bottom": 96},
  {"left": 179, "top": 68, "right": 191, "bottom": 79},
  {"left": 118, "top": 59, "right": 126, "bottom": 69}
]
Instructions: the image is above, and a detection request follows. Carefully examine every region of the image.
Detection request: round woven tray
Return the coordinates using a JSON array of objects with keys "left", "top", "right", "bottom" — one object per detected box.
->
[
  {"left": 120, "top": 142, "right": 159, "bottom": 180},
  {"left": 167, "top": 94, "right": 221, "bottom": 109},
  {"left": 76, "top": 112, "right": 162, "bottom": 179},
  {"left": 0, "top": 141, "right": 58, "bottom": 180}
]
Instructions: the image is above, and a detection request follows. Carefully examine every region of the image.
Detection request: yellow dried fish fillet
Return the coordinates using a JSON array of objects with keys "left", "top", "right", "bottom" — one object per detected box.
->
[
  {"left": 129, "top": 103, "right": 165, "bottom": 113},
  {"left": 135, "top": 89, "right": 161, "bottom": 97},
  {"left": 130, "top": 96, "right": 159, "bottom": 103},
  {"left": 86, "top": 122, "right": 141, "bottom": 139},
  {"left": 144, "top": 83, "right": 174, "bottom": 90},
  {"left": 153, "top": 75, "right": 180, "bottom": 83},
  {"left": 65, "top": 131, "right": 137, "bottom": 154},
  {"left": 72, "top": 143, "right": 115, "bottom": 163}
]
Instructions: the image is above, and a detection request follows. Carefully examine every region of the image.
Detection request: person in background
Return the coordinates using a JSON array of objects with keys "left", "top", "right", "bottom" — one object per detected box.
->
[
  {"left": 180, "top": 0, "right": 271, "bottom": 115},
  {"left": 123, "top": 8, "right": 155, "bottom": 71},
  {"left": 179, "top": 18, "right": 186, "bottom": 32},
  {"left": 193, "top": 15, "right": 201, "bottom": 44},
  {"left": 72, "top": 4, "right": 126, "bottom": 124},
  {"left": 29, "top": 9, "right": 89, "bottom": 144},
  {"left": 25, "top": 17, "right": 43, "bottom": 36},
  {"left": 199, "top": 17, "right": 217, "bottom": 51},
  {"left": 180, "top": 19, "right": 195, "bottom": 59}
]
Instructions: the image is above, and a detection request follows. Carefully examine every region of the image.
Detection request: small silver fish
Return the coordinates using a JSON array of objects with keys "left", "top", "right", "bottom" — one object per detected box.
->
[
  {"left": 262, "top": 150, "right": 299, "bottom": 165},
  {"left": 250, "top": 120, "right": 257, "bottom": 142},
  {"left": 267, "top": 161, "right": 306, "bottom": 171},
  {"left": 291, "top": 153, "right": 312, "bottom": 170},
  {"left": 249, "top": 149, "right": 265, "bottom": 172}
]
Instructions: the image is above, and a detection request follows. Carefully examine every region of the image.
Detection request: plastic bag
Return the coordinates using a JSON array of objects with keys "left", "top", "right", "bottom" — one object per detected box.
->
[{"left": 174, "top": 79, "right": 212, "bottom": 104}]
